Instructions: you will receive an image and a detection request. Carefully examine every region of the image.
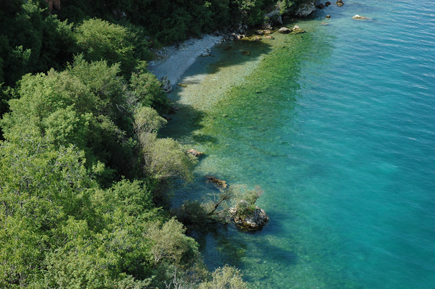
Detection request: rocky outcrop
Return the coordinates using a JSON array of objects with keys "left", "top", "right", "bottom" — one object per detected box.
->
[
  {"left": 325, "top": 1, "right": 332, "bottom": 6},
  {"left": 294, "top": 0, "right": 316, "bottom": 17},
  {"left": 230, "top": 200, "right": 269, "bottom": 231},
  {"left": 336, "top": 0, "right": 344, "bottom": 7}
]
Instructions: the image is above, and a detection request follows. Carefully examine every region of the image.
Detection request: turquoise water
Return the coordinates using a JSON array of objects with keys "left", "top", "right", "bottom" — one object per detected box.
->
[{"left": 163, "top": 0, "right": 435, "bottom": 288}]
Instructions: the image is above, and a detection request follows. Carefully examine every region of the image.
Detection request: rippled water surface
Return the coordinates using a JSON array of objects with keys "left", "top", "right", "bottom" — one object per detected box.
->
[{"left": 163, "top": 0, "right": 435, "bottom": 288}]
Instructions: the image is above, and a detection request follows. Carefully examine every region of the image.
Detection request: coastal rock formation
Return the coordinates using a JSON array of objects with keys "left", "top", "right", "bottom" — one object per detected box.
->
[
  {"left": 186, "top": 149, "right": 204, "bottom": 157},
  {"left": 294, "top": 0, "right": 317, "bottom": 17},
  {"left": 265, "top": 35, "right": 275, "bottom": 40},
  {"left": 161, "top": 76, "right": 172, "bottom": 93},
  {"left": 352, "top": 15, "right": 368, "bottom": 20},
  {"left": 230, "top": 200, "right": 269, "bottom": 231},
  {"left": 325, "top": 1, "right": 332, "bottom": 6},
  {"left": 326, "top": 15, "right": 331, "bottom": 18},
  {"left": 255, "top": 30, "right": 264, "bottom": 35},
  {"left": 336, "top": 0, "right": 344, "bottom": 7},
  {"left": 316, "top": 3, "right": 325, "bottom": 9},
  {"left": 206, "top": 175, "right": 228, "bottom": 189},
  {"left": 278, "top": 27, "right": 292, "bottom": 34}
]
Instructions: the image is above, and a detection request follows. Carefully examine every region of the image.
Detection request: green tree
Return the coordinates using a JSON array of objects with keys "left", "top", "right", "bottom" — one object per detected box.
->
[{"left": 74, "top": 18, "right": 137, "bottom": 78}]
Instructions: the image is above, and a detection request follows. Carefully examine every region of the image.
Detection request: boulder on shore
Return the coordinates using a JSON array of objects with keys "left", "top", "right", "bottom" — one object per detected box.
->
[{"left": 230, "top": 200, "right": 269, "bottom": 231}]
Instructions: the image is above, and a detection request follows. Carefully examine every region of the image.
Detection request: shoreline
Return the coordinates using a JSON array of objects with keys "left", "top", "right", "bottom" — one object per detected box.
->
[{"left": 147, "top": 34, "right": 224, "bottom": 86}]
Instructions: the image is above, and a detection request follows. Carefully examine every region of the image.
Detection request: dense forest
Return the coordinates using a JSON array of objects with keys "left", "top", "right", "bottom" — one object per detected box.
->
[{"left": 0, "top": 0, "right": 303, "bottom": 287}]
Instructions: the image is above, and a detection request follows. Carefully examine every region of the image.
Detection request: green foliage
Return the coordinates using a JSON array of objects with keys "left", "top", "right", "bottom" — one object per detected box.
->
[
  {"left": 134, "top": 106, "right": 195, "bottom": 181},
  {"left": 198, "top": 265, "right": 248, "bottom": 289},
  {"left": 74, "top": 18, "right": 137, "bottom": 78},
  {"left": 0, "top": 135, "right": 201, "bottom": 287},
  {"left": 130, "top": 70, "right": 171, "bottom": 114},
  {"left": 0, "top": 137, "right": 97, "bottom": 287},
  {"left": 1, "top": 56, "right": 141, "bottom": 182}
]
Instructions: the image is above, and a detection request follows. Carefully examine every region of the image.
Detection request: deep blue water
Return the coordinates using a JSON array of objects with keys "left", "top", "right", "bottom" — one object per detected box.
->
[{"left": 164, "top": 0, "right": 435, "bottom": 287}]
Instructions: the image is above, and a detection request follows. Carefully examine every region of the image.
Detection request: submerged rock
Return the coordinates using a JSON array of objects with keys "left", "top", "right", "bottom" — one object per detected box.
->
[
  {"left": 230, "top": 200, "right": 269, "bottom": 231},
  {"left": 325, "top": 1, "right": 332, "bottom": 6},
  {"left": 336, "top": 0, "right": 344, "bottom": 7},
  {"left": 292, "top": 25, "right": 306, "bottom": 34},
  {"left": 326, "top": 15, "right": 331, "bottom": 18},
  {"left": 186, "top": 149, "right": 204, "bottom": 157},
  {"left": 206, "top": 175, "right": 228, "bottom": 189},
  {"left": 278, "top": 27, "right": 292, "bottom": 34},
  {"left": 352, "top": 15, "right": 368, "bottom": 20},
  {"left": 316, "top": 3, "right": 325, "bottom": 9}
]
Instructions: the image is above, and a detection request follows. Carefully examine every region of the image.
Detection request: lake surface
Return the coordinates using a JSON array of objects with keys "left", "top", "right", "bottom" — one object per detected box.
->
[{"left": 162, "top": 0, "right": 435, "bottom": 287}]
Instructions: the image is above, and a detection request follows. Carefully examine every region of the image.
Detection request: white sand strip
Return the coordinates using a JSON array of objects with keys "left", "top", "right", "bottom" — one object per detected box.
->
[{"left": 147, "top": 35, "right": 223, "bottom": 86}]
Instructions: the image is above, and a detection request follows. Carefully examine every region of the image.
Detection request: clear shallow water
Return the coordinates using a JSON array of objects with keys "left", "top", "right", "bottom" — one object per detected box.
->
[{"left": 163, "top": 0, "right": 435, "bottom": 288}]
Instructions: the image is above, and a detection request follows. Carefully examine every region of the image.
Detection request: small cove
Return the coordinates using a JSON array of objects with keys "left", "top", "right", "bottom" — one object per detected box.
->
[{"left": 162, "top": 1, "right": 435, "bottom": 288}]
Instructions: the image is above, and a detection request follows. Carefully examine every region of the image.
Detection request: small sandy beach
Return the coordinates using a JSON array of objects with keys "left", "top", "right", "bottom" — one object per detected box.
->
[{"left": 147, "top": 35, "right": 223, "bottom": 86}]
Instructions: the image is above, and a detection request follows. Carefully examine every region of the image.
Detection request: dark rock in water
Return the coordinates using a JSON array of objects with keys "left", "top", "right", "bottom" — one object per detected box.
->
[
  {"left": 316, "top": 3, "right": 325, "bottom": 9},
  {"left": 241, "top": 51, "right": 250, "bottom": 55},
  {"left": 186, "top": 149, "right": 204, "bottom": 157},
  {"left": 278, "top": 27, "right": 292, "bottom": 34},
  {"left": 336, "top": 0, "right": 344, "bottom": 7},
  {"left": 205, "top": 175, "right": 227, "bottom": 189},
  {"left": 325, "top": 1, "right": 332, "bottom": 6},
  {"left": 326, "top": 15, "right": 331, "bottom": 18},
  {"left": 230, "top": 200, "right": 269, "bottom": 231}
]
